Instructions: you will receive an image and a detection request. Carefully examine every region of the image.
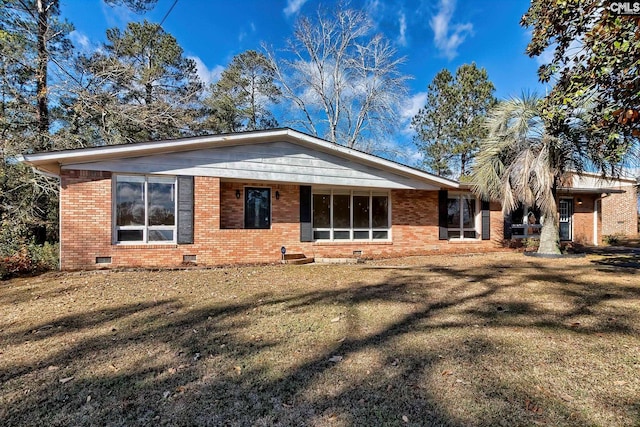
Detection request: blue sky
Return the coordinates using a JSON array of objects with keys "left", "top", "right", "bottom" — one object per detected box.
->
[{"left": 61, "top": 0, "right": 551, "bottom": 164}]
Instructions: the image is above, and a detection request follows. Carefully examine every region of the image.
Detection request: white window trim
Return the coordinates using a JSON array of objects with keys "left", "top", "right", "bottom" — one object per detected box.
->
[
  {"left": 448, "top": 193, "right": 480, "bottom": 241},
  {"left": 243, "top": 186, "right": 272, "bottom": 230},
  {"left": 312, "top": 189, "right": 392, "bottom": 242},
  {"left": 113, "top": 174, "right": 177, "bottom": 245}
]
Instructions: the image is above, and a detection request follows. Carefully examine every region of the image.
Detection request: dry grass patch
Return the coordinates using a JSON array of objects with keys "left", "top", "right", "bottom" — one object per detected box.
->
[{"left": 1, "top": 252, "right": 639, "bottom": 426}]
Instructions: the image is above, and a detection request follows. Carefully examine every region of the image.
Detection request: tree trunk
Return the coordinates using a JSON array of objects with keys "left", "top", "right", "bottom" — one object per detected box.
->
[
  {"left": 537, "top": 211, "right": 561, "bottom": 254},
  {"left": 36, "top": 0, "right": 50, "bottom": 150}
]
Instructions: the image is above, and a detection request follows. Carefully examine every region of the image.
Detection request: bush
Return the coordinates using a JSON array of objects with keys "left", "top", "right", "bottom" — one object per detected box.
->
[
  {"left": 603, "top": 234, "right": 623, "bottom": 246},
  {"left": 0, "top": 243, "right": 59, "bottom": 279},
  {"left": 0, "top": 216, "right": 59, "bottom": 279}
]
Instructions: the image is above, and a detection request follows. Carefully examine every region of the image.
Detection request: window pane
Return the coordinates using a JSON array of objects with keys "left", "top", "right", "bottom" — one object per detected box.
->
[
  {"left": 314, "top": 230, "right": 330, "bottom": 240},
  {"left": 448, "top": 230, "right": 461, "bottom": 239},
  {"left": 372, "top": 230, "right": 388, "bottom": 239},
  {"left": 354, "top": 230, "right": 369, "bottom": 239},
  {"left": 118, "top": 229, "right": 143, "bottom": 242},
  {"left": 148, "top": 181, "right": 175, "bottom": 226},
  {"left": 447, "top": 198, "right": 460, "bottom": 228},
  {"left": 245, "top": 188, "right": 271, "bottom": 229},
  {"left": 333, "top": 230, "right": 350, "bottom": 239},
  {"left": 149, "top": 229, "right": 174, "bottom": 241},
  {"left": 372, "top": 196, "right": 388, "bottom": 228},
  {"left": 333, "top": 194, "right": 350, "bottom": 228},
  {"left": 353, "top": 195, "right": 369, "bottom": 228},
  {"left": 464, "top": 230, "right": 477, "bottom": 239},
  {"left": 313, "top": 194, "right": 331, "bottom": 228},
  {"left": 116, "top": 180, "right": 145, "bottom": 226},
  {"left": 462, "top": 198, "right": 476, "bottom": 228}
]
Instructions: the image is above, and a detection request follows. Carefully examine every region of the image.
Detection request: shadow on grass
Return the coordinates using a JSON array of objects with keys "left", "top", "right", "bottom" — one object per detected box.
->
[{"left": 1, "top": 260, "right": 639, "bottom": 426}]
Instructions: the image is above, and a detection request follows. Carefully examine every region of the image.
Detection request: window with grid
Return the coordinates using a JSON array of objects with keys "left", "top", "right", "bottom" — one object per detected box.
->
[
  {"left": 312, "top": 190, "right": 389, "bottom": 241},
  {"left": 114, "top": 175, "right": 176, "bottom": 243}
]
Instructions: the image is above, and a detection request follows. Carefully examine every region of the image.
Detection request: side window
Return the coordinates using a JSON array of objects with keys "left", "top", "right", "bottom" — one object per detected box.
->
[
  {"left": 114, "top": 175, "right": 176, "bottom": 243},
  {"left": 244, "top": 187, "right": 271, "bottom": 229},
  {"left": 447, "top": 194, "right": 478, "bottom": 239}
]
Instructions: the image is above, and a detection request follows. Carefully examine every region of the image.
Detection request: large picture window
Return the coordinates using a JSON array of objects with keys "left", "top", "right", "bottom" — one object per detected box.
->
[
  {"left": 312, "top": 190, "right": 390, "bottom": 240},
  {"left": 115, "top": 175, "right": 176, "bottom": 243},
  {"left": 244, "top": 187, "right": 271, "bottom": 229},
  {"left": 447, "top": 194, "right": 478, "bottom": 239}
]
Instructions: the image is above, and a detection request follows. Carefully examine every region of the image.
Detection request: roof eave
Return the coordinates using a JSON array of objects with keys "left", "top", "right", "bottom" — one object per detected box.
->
[{"left": 557, "top": 187, "right": 626, "bottom": 194}]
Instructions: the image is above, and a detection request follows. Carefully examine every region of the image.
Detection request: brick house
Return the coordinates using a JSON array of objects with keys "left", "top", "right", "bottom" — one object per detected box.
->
[{"left": 19, "top": 128, "right": 638, "bottom": 270}]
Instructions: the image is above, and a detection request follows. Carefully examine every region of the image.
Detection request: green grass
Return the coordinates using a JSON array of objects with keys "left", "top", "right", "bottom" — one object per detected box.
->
[{"left": 1, "top": 252, "right": 639, "bottom": 426}]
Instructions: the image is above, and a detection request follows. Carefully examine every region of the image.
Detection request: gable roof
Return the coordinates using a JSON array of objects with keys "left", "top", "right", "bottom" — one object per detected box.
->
[{"left": 18, "top": 128, "right": 460, "bottom": 190}]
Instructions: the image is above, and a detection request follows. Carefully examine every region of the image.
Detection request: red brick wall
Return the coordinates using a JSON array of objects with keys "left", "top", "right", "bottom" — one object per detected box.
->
[
  {"left": 59, "top": 171, "right": 506, "bottom": 270},
  {"left": 601, "top": 186, "right": 638, "bottom": 237},
  {"left": 571, "top": 195, "right": 597, "bottom": 245}
]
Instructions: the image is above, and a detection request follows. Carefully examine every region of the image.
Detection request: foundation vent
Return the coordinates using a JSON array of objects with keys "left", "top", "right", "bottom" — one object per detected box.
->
[
  {"left": 96, "top": 256, "right": 112, "bottom": 264},
  {"left": 183, "top": 254, "right": 197, "bottom": 263}
]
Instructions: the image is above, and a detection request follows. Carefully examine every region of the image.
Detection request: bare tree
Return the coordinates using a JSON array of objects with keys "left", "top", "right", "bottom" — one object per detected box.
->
[{"left": 267, "top": 6, "right": 409, "bottom": 149}]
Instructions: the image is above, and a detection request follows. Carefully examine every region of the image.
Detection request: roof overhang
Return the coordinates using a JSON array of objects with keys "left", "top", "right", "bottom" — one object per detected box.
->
[
  {"left": 18, "top": 128, "right": 460, "bottom": 190},
  {"left": 557, "top": 187, "right": 626, "bottom": 195}
]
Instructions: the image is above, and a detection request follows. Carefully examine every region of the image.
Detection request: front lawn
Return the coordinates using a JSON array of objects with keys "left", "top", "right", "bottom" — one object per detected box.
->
[{"left": 1, "top": 252, "right": 639, "bottom": 426}]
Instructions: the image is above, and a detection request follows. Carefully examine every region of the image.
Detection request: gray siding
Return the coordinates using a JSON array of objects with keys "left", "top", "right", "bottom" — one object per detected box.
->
[{"left": 62, "top": 141, "right": 439, "bottom": 190}]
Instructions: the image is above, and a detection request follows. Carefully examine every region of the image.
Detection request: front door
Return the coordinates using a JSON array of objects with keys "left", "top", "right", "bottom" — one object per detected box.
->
[{"left": 559, "top": 199, "right": 573, "bottom": 241}]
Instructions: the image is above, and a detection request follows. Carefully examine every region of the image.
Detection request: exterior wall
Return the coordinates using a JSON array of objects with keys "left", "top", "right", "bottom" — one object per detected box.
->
[
  {"left": 60, "top": 170, "right": 113, "bottom": 269},
  {"left": 569, "top": 195, "right": 598, "bottom": 245},
  {"left": 59, "top": 171, "right": 506, "bottom": 270},
  {"left": 601, "top": 186, "right": 638, "bottom": 236}
]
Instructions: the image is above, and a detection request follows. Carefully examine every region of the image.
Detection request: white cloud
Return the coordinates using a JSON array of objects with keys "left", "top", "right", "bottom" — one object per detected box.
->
[
  {"left": 400, "top": 92, "right": 428, "bottom": 121},
  {"left": 535, "top": 46, "right": 555, "bottom": 66},
  {"left": 398, "top": 11, "right": 407, "bottom": 47},
  {"left": 70, "top": 30, "right": 91, "bottom": 51},
  {"left": 397, "top": 92, "right": 428, "bottom": 137},
  {"left": 430, "top": 0, "right": 473, "bottom": 60},
  {"left": 100, "top": 2, "right": 137, "bottom": 29},
  {"left": 188, "top": 56, "right": 224, "bottom": 85},
  {"left": 283, "top": 0, "right": 308, "bottom": 17}
]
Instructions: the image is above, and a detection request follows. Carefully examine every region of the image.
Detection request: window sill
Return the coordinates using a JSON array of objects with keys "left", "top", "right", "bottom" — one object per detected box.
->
[
  {"left": 313, "top": 240, "right": 393, "bottom": 246},
  {"left": 447, "top": 239, "right": 482, "bottom": 244},
  {"left": 113, "top": 243, "right": 178, "bottom": 249}
]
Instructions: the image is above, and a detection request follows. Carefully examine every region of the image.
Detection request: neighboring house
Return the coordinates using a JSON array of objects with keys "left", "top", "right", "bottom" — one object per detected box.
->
[{"left": 19, "top": 128, "right": 638, "bottom": 270}]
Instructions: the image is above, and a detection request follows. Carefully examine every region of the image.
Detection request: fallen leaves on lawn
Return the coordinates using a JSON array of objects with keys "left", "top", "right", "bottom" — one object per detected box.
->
[
  {"left": 59, "top": 376, "right": 74, "bottom": 384},
  {"left": 525, "top": 399, "right": 543, "bottom": 414}
]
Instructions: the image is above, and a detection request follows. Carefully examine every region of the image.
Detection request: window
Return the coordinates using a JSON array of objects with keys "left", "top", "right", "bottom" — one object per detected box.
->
[
  {"left": 447, "top": 194, "right": 478, "bottom": 239},
  {"left": 312, "top": 190, "right": 390, "bottom": 240},
  {"left": 115, "top": 175, "right": 176, "bottom": 243},
  {"left": 244, "top": 187, "right": 271, "bottom": 229}
]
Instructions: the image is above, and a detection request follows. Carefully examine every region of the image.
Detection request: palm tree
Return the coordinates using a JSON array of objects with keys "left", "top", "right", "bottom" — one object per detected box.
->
[{"left": 471, "top": 94, "right": 576, "bottom": 255}]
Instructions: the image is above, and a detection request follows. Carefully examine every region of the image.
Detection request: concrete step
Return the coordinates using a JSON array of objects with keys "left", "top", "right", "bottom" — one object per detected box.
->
[{"left": 285, "top": 257, "right": 315, "bottom": 265}]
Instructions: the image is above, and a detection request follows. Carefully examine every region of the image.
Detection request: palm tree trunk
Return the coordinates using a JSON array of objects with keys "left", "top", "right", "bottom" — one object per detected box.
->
[{"left": 538, "top": 212, "right": 561, "bottom": 254}]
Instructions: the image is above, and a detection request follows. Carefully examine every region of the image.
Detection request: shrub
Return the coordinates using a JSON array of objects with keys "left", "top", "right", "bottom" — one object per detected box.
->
[
  {"left": 523, "top": 238, "right": 539, "bottom": 250},
  {"left": 0, "top": 243, "right": 59, "bottom": 279},
  {"left": 603, "top": 234, "right": 622, "bottom": 246}
]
